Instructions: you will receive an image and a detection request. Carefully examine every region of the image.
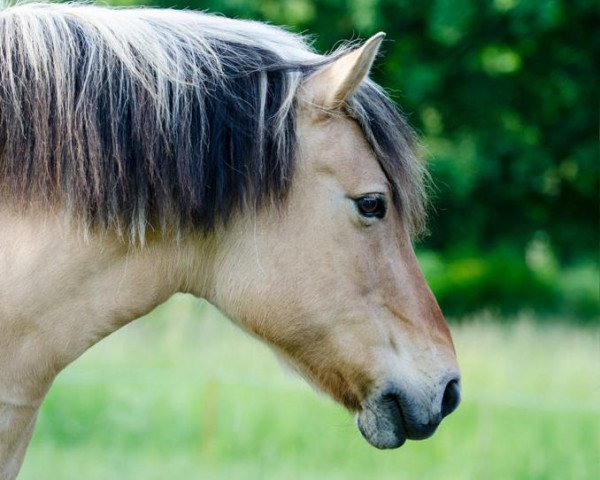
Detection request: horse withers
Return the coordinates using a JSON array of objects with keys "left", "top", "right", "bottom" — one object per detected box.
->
[{"left": 0, "top": 3, "right": 460, "bottom": 477}]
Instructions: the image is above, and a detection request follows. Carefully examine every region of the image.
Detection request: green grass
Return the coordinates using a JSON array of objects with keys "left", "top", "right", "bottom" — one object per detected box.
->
[{"left": 19, "top": 295, "right": 600, "bottom": 479}]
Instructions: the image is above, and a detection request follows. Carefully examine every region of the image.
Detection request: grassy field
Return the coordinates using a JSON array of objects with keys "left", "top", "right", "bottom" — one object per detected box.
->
[{"left": 19, "top": 295, "right": 600, "bottom": 480}]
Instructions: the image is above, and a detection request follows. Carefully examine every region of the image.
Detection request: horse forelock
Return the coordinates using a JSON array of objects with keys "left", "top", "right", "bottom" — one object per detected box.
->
[
  {"left": 0, "top": 2, "right": 426, "bottom": 242},
  {"left": 348, "top": 83, "right": 429, "bottom": 236}
]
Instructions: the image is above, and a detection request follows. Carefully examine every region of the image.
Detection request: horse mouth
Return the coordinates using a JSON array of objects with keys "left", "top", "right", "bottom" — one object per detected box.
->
[
  {"left": 355, "top": 381, "right": 459, "bottom": 449},
  {"left": 356, "top": 393, "right": 408, "bottom": 449}
]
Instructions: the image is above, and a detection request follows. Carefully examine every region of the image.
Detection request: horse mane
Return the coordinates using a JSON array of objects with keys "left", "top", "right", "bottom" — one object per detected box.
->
[{"left": 0, "top": 2, "right": 426, "bottom": 241}]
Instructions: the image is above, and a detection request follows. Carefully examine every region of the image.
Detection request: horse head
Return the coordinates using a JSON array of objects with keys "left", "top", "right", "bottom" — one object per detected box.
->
[{"left": 201, "top": 34, "right": 460, "bottom": 449}]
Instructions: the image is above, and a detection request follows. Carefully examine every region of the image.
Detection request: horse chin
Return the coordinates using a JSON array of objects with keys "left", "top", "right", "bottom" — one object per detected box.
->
[{"left": 356, "top": 400, "right": 407, "bottom": 449}]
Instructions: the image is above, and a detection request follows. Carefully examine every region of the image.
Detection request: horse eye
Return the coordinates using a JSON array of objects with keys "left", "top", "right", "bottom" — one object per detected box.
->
[{"left": 355, "top": 194, "right": 386, "bottom": 219}]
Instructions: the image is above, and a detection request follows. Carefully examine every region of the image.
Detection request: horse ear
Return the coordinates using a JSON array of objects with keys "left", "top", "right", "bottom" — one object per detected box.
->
[{"left": 307, "top": 32, "right": 386, "bottom": 111}]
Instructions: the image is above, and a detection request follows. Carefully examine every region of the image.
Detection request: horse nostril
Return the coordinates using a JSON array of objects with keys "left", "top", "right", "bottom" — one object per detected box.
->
[{"left": 441, "top": 379, "right": 461, "bottom": 418}]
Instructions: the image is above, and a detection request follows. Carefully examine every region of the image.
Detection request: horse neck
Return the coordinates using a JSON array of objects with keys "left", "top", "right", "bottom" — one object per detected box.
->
[{"left": 0, "top": 209, "right": 223, "bottom": 478}]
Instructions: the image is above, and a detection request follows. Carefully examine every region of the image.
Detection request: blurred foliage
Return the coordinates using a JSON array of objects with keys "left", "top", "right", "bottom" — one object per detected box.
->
[
  {"left": 107, "top": 0, "right": 598, "bottom": 319},
  {"left": 420, "top": 245, "right": 599, "bottom": 320}
]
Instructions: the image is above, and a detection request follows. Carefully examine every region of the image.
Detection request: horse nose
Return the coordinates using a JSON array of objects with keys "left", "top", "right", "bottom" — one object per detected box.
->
[
  {"left": 407, "top": 378, "right": 461, "bottom": 439},
  {"left": 441, "top": 378, "right": 461, "bottom": 418},
  {"left": 387, "top": 377, "right": 461, "bottom": 440}
]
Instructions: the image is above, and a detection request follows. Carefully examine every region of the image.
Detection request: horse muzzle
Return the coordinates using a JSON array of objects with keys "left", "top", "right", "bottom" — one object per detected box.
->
[{"left": 356, "top": 376, "right": 461, "bottom": 449}]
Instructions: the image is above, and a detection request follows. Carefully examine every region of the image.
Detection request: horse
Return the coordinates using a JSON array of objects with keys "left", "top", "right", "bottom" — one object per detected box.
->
[{"left": 0, "top": 3, "right": 460, "bottom": 478}]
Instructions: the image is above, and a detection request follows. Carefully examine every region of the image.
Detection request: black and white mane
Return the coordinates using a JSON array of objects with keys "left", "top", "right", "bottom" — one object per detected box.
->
[{"left": 0, "top": 2, "right": 425, "bottom": 240}]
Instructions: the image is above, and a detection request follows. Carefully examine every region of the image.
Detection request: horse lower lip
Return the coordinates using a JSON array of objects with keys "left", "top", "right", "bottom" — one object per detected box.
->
[{"left": 356, "top": 407, "right": 407, "bottom": 449}]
